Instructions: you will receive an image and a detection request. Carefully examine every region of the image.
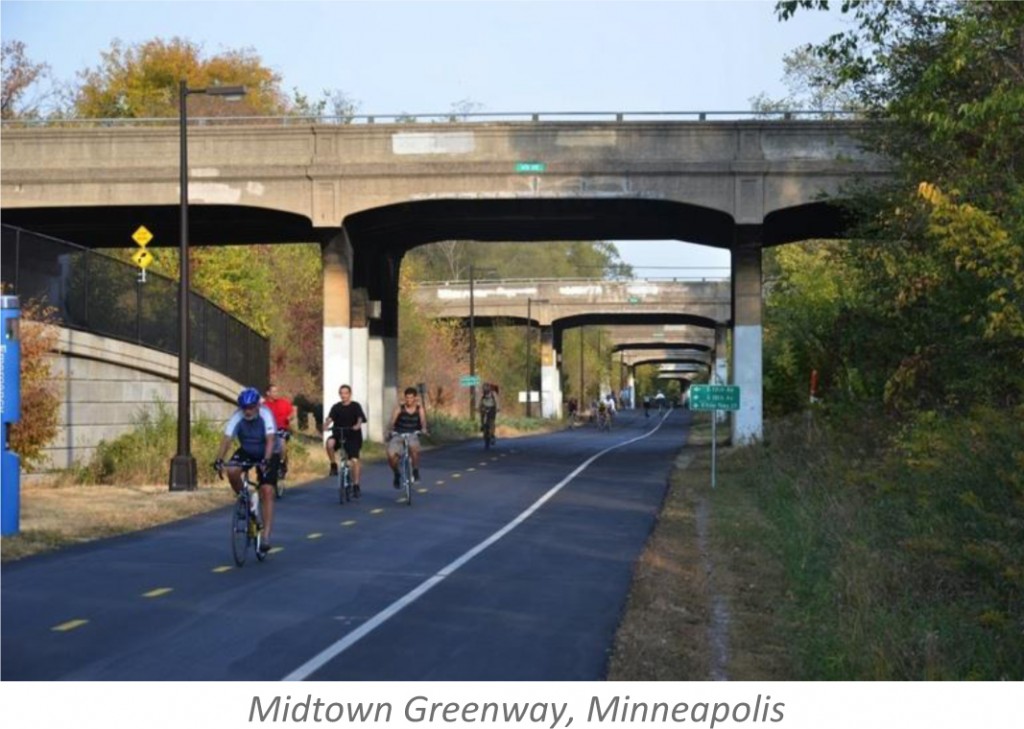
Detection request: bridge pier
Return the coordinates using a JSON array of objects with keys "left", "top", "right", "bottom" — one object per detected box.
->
[
  {"left": 731, "top": 238, "right": 763, "bottom": 443},
  {"left": 323, "top": 231, "right": 355, "bottom": 420},
  {"left": 368, "top": 335, "right": 398, "bottom": 442},
  {"left": 539, "top": 327, "right": 561, "bottom": 419}
]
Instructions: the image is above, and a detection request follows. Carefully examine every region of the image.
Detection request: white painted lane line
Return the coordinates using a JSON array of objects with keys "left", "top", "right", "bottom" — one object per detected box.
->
[
  {"left": 283, "top": 411, "right": 670, "bottom": 681},
  {"left": 51, "top": 619, "right": 88, "bottom": 632}
]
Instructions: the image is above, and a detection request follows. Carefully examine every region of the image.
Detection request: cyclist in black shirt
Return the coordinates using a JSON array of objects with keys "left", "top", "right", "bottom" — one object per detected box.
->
[
  {"left": 324, "top": 385, "right": 367, "bottom": 497},
  {"left": 387, "top": 386, "right": 428, "bottom": 487}
]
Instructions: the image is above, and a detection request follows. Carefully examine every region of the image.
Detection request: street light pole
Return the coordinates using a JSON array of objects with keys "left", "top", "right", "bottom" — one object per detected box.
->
[
  {"left": 524, "top": 297, "right": 549, "bottom": 418},
  {"left": 525, "top": 297, "right": 533, "bottom": 418},
  {"left": 469, "top": 265, "right": 476, "bottom": 419},
  {"left": 579, "top": 326, "right": 585, "bottom": 405},
  {"left": 169, "top": 80, "right": 246, "bottom": 492}
]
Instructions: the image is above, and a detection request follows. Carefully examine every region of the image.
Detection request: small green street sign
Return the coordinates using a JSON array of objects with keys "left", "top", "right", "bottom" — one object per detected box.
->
[
  {"left": 628, "top": 296, "right": 640, "bottom": 304},
  {"left": 689, "top": 384, "right": 740, "bottom": 411},
  {"left": 515, "top": 161, "right": 546, "bottom": 173},
  {"left": 460, "top": 375, "right": 481, "bottom": 387}
]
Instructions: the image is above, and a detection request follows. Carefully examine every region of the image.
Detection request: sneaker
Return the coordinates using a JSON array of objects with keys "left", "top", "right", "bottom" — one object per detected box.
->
[
  {"left": 258, "top": 541, "right": 271, "bottom": 554},
  {"left": 413, "top": 468, "right": 420, "bottom": 482},
  {"left": 393, "top": 470, "right": 401, "bottom": 488},
  {"left": 352, "top": 484, "right": 361, "bottom": 499},
  {"left": 329, "top": 463, "right": 338, "bottom": 477}
]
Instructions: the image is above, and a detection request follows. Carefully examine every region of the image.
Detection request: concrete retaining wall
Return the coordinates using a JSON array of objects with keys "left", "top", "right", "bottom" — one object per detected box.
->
[{"left": 39, "top": 327, "right": 244, "bottom": 471}]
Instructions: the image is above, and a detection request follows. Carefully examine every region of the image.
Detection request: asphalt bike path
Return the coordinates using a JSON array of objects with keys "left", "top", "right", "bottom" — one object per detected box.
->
[{"left": 1, "top": 408, "right": 691, "bottom": 680}]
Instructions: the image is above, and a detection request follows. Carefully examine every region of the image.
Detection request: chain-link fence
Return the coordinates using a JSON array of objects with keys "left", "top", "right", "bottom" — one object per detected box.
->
[{"left": 1, "top": 225, "right": 269, "bottom": 391}]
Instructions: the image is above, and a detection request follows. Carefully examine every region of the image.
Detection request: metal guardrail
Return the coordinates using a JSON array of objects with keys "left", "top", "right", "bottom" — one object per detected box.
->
[
  {"left": 0, "top": 109, "right": 870, "bottom": 129},
  {"left": 0, "top": 225, "right": 269, "bottom": 391}
]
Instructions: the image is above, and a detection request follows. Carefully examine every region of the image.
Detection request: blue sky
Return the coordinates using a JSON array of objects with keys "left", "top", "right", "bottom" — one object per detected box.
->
[{"left": 2, "top": 0, "right": 850, "bottom": 274}]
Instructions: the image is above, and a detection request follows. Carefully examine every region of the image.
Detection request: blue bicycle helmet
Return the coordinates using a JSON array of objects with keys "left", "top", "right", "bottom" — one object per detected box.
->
[{"left": 237, "top": 387, "right": 261, "bottom": 408}]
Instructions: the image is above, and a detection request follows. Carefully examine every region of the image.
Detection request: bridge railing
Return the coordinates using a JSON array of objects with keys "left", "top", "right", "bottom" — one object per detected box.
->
[
  {"left": 411, "top": 273, "right": 731, "bottom": 287},
  {"left": 0, "top": 109, "right": 870, "bottom": 129},
  {"left": 1, "top": 225, "right": 269, "bottom": 391}
]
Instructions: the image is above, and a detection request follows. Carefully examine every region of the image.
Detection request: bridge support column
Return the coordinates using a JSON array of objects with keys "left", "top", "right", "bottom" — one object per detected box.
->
[
  {"left": 323, "top": 232, "right": 353, "bottom": 416},
  {"left": 627, "top": 368, "right": 636, "bottom": 409},
  {"left": 350, "top": 287, "right": 371, "bottom": 436},
  {"left": 367, "top": 335, "right": 398, "bottom": 442},
  {"left": 540, "top": 327, "right": 560, "bottom": 419},
  {"left": 731, "top": 238, "right": 763, "bottom": 443}
]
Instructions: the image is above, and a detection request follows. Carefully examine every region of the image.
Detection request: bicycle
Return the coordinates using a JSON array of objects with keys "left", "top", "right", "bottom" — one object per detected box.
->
[
  {"left": 394, "top": 431, "right": 420, "bottom": 506},
  {"left": 336, "top": 433, "right": 354, "bottom": 505},
  {"left": 481, "top": 408, "right": 496, "bottom": 449},
  {"left": 224, "top": 459, "right": 267, "bottom": 567},
  {"left": 597, "top": 408, "right": 612, "bottom": 431}
]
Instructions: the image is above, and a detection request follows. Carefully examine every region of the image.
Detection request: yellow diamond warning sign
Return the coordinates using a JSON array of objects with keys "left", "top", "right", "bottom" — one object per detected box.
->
[
  {"left": 132, "top": 226, "right": 153, "bottom": 247},
  {"left": 131, "top": 248, "right": 154, "bottom": 269}
]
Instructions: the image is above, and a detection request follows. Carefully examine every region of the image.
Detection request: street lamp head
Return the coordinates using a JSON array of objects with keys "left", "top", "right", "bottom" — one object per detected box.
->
[{"left": 205, "top": 85, "right": 247, "bottom": 101}]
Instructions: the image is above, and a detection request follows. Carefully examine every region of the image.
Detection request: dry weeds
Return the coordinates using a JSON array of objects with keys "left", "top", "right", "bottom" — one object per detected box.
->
[{"left": 608, "top": 416, "right": 794, "bottom": 681}]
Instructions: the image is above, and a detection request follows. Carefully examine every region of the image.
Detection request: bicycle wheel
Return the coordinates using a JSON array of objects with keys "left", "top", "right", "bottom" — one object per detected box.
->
[
  {"left": 231, "top": 493, "right": 249, "bottom": 567},
  {"left": 402, "top": 454, "right": 413, "bottom": 506},
  {"left": 339, "top": 462, "right": 351, "bottom": 504}
]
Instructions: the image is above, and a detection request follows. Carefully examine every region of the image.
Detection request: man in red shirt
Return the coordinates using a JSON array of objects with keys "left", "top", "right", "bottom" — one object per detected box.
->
[{"left": 263, "top": 384, "right": 294, "bottom": 478}]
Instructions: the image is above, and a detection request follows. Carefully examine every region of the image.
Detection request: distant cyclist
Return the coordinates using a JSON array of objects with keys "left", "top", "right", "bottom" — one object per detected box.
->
[
  {"left": 387, "top": 387, "right": 428, "bottom": 487},
  {"left": 324, "top": 385, "right": 367, "bottom": 497},
  {"left": 263, "top": 384, "right": 293, "bottom": 478},
  {"left": 478, "top": 382, "right": 500, "bottom": 444},
  {"left": 643, "top": 394, "right": 651, "bottom": 418},
  {"left": 214, "top": 387, "right": 279, "bottom": 553}
]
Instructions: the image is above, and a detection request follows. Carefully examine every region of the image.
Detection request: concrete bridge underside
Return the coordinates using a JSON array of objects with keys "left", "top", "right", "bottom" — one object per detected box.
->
[{"left": 2, "top": 120, "right": 886, "bottom": 442}]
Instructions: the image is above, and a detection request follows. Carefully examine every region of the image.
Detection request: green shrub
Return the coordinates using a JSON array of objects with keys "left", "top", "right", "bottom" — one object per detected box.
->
[
  {"left": 731, "top": 406, "right": 1024, "bottom": 679},
  {"left": 77, "top": 401, "right": 223, "bottom": 485}
]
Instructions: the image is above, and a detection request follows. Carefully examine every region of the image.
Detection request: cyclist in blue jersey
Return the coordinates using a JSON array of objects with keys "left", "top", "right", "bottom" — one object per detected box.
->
[{"left": 214, "top": 387, "right": 279, "bottom": 553}]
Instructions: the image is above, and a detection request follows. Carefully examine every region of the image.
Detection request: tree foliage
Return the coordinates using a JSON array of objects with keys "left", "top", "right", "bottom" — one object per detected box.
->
[
  {"left": 1, "top": 40, "right": 53, "bottom": 119},
  {"left": 765, "top": 0, "right": 1024, "bottom": 414},
  {"left": 8, "top": 301, "right": 62, "bottom": 470},
  {"left": 406, "top": 239, "right": 631, "bottom": 281},
  {"left": 71, "top": 37, "right": 289, "bottom": 118}
]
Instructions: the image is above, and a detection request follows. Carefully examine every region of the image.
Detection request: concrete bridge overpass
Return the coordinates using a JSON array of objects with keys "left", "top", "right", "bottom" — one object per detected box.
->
[
  {"left": 1, "top": 116, "right": 887, "bottom": 442},
  {"left": 411, "top": 278, "right": 727, "bottom": 416}
]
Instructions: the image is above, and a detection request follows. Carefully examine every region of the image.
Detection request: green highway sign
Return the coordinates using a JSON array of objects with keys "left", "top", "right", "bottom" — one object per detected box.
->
[
  {"left": 460, "top": 375, "right": 481, "bottom": 387},
  {"left": 515, "top": 161, "right": 546, "bottom": 173},
  {"left": 688, "top": 384, "right": 740, "bottom": 411}
]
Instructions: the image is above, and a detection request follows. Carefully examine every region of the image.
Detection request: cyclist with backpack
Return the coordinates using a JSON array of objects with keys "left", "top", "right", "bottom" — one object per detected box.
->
[{"left": 478, "top": 382, "right": 500, "bottom": 446}]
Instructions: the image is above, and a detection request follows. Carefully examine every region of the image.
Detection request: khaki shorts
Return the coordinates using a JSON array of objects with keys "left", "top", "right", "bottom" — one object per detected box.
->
[{"left": 387, "top": 433, "right": 420, "bottom": 457}]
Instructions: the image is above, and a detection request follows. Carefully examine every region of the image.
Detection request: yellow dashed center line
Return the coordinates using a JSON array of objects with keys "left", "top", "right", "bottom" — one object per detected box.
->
[
  {"left": 395, "top": 497, "right": 407, "bottom": 503},
  {"left": 416, "top": 488, "right": 428, "bottom": 494},
  {"left": 51, "top": 619, "right": 88, "bottom": 632},
  {"left": 212, "top": 565, "right": 233, "bottom": 573},
  {"left": 435, "top": 480, "right": 445, "bottom": 486},
  {"left": 452, "top": 473, "right": 461, "bottom": 479},
  {"left": 478, "top": 462, "right": 488, "bottom": 466},
  {"left": 142, "top": 587, "right": 173, "bottom": 598},
  {"left": 268, "top": 547, "right": 284, "bottom": 554},
  {"left": 467, "top": 467, "right": 476, "bottom": 472},
  {"left": 370, "top": 508, "right": 384, "bottom": 515},
  {"left": 341, "top": 520, "right": 357, "bottom": 527},
  {"left": 307, "top": 533, "right": 323, "bottom": 540}
]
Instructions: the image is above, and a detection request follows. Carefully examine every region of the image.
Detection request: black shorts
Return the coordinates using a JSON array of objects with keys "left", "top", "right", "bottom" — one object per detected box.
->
[
  {"left": 230, "top": 449, "right": 279, "bottom": 487},
  {"left": 330, "top": 431, "right": 362, "bottom": 459}
]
